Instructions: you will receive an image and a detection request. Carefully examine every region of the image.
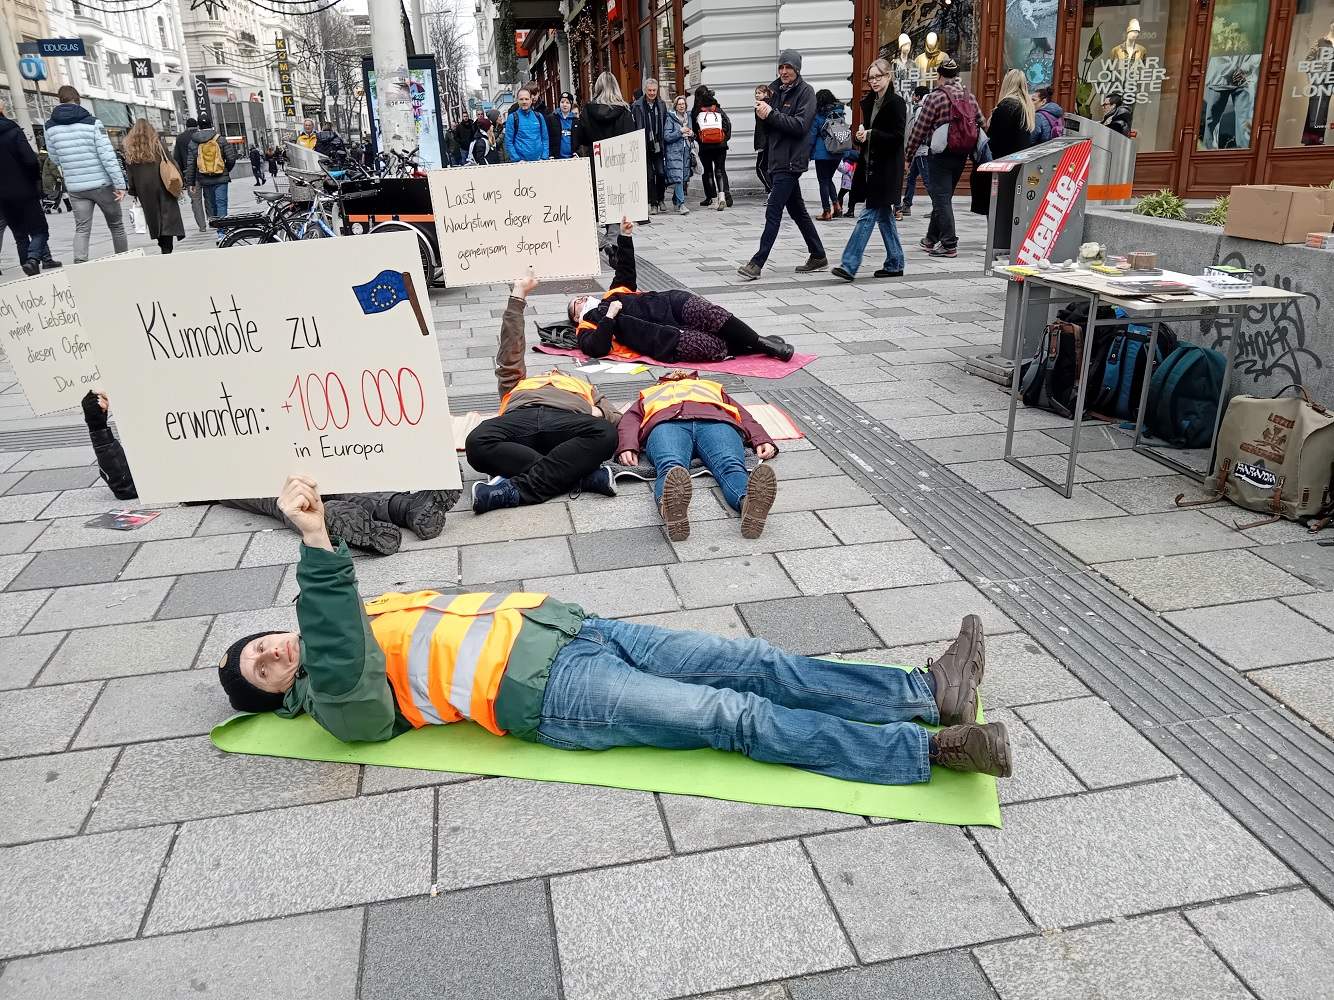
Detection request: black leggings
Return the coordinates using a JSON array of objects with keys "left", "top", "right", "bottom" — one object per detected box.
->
[{"left": 157, "top": 236, "right": 174, "bottom": 254}]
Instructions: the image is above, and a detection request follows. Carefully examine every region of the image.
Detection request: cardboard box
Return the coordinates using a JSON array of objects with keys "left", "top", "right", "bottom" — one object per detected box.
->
[{"left": 1225, "top": 185, "right": 1334, "bottom": 244}]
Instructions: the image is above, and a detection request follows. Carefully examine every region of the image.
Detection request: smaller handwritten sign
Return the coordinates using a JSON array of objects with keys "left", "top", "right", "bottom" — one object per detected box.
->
[
  {"left": 592, "top": 131, "right": 649, "bottom": 225},
  {"left": 428, "top": 158, "right": 600, "bottom": 286},
  {"left": 0, "top": 251, "right": 143, "bottom": 415}
]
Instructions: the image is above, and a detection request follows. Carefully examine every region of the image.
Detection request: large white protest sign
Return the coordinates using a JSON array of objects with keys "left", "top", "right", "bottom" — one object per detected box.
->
[
  {"left": 65, "top": 233, "right": 459, "bottom": 503},
  {"left": 0, "top": 251, "right": 143, "bottom": 416},
  {"left": 592, "top": 131, "right": 649, "bottom": 225},
  {"left": 428, "top": 158, "right": 599, "bottom": 286}
]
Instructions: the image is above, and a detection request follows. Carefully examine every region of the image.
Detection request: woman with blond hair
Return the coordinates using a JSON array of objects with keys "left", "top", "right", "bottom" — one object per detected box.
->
[
  {"left": 972, "top": 69, "right": 1036, "bottom": 215},
  {"left": 123, "top": 118, "right": 184, "bottom": 253}
]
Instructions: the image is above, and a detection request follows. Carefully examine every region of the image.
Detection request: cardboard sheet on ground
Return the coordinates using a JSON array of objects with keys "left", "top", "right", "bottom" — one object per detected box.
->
[
  {"left": 428, "top": 159, "right": 599, "bottom": 286},
  {"left": 64, "top": 232, "right": 459, "bottom": 503},
  {"left": 591, "top": 131, "right": 650, "bottom": 224},
  {"left": 0, "top": 250, "right": 143, "bottom": 415},
  {"left": 211, "top": 667, "right": 1001, "bottom": 828}
]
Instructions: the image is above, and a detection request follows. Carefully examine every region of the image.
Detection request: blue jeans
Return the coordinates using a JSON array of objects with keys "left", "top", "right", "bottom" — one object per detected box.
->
[
  {"left": 750, "top": 169, "right": 824, "bottom": 267},
  {"left": 537, "top": 618, "right": 937, "bottom": 785},
  {"left": 839, "top": 206, "right": 905, "bottom": 276},
  {"left": 902, "top": 154, "right": 928, "bottom": 208},
  {"left": 672, "top": 179, "right": 685, "bottom": 207},
  {"left": 645, "top": 419, "right": 749, "bottom": 511},
  {"left": 201, "top": 182, "right": 229, "bottom": 219}
]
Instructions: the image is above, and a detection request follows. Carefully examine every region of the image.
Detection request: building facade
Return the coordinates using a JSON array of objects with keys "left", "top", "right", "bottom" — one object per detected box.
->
[{"left": 181, "top": 0, "right": 271, "bottom": 147}]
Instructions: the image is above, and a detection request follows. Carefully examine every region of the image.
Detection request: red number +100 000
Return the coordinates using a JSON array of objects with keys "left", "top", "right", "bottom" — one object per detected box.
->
[{"left": 285, "top": 369, "right": 424, "bottom": 432}]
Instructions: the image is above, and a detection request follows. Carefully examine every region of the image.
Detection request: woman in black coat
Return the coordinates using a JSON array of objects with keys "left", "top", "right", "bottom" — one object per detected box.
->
[
  {"left": 831, "top": 58, "right": 907, "bottom": 281},
  {"left": 971, "top": 69, "right": 1037, "bottom": 215}
]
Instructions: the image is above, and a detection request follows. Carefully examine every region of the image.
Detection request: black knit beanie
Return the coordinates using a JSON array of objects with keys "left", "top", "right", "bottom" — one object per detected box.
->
[{"left": 217, "top": 631, "right": 286, "bottom": 713}]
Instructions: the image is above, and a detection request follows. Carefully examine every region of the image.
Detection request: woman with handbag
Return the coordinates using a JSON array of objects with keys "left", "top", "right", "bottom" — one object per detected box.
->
[{"left": 123, "top": 119, "right": 185, "bottom": 254}]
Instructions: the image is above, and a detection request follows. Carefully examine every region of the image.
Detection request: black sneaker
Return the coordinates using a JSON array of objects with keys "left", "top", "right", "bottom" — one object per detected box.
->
[
  {"left": 472, "top": 478, "right": 521, "bottom": 514},
  {"left": 20, "top": 259, "right": 40, "bottom": 276},
  {"left": 873, "top": 269, "right": 904, "bottom": 278},
  {"left": 578, "top": 467, "right": 617, "bottom": 497},
  {"left": 725, "top": 193, "right": 734, "bottom": 208},
  {"left": 900, "top": 206, "right": 912, "bottom": 217},
  {"left": 918, "top": 237, "right": 935, "bottom": 251},
  {"left": 932, "top": 723, "right": 1012, "bottom": 777},
  {"left": 928, "top": 245, "right": 958, "bottom": 258},
  {"left": 831, "top": 266, "right": 855, "bottom": 282},
  {"left": 794, "top": 255, "right": 828, "bottom": 273},
  {"left": 41, "top": 258, "right": 63, "bottom": 270},
  {"left": 324, "top": 500, "right": 401, "bottom": 555}
]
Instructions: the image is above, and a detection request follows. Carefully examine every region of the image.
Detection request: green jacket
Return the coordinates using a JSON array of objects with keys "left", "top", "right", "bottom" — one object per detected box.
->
[{"left": 277, "top": 539, "right": 587, "bottom": 742}]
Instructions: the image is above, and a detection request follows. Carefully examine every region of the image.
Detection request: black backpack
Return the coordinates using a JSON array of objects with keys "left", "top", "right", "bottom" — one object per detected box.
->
[
  {"left": 535, "top": 320, "right": 579, "bottom": 350},
  {"left": 1020, "top": 302, "right": 1124, "bottom": 418}
]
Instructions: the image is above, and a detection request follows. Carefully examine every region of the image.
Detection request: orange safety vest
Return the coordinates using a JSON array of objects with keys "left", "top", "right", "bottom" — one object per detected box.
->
[
  {"left": 575, "top": 286, "right": 644, "bottom": 360},
  {"left": 363, "top": 590, "right": 549, "bottom": 736},
  {"left": 499, "top": 372, "right": 596, "bottom": 413},
  {"left": 639, "top": 378, "right": 741, "bottom": 423}
]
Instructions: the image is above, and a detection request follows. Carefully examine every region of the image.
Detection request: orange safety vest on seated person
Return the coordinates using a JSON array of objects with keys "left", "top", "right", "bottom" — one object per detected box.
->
[
  {"left": 574, "top": 286, "right": 644, "bottom": 360},
  {"left": 639, "top": 378, "right": 741, "bottom": 423},
  {"left": 363, "top": 591, "right": 549, "bottom": 736},
  {"left": 498, "top": 372, "right": 596, "bottom": 413}
]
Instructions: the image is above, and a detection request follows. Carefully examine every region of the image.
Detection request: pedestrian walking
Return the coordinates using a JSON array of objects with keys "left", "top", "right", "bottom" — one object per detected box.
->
[
  {"left": 296, "top": 119, "right": 318, "bottom": 150},
  {"left": 183, "top": 112, "right": 238, "bottom": 223},
  {"left": 691, "top": 85, "right": 732, "bottom": 209},
  {"left": 453, "top": 113, "right": 475, "bottom": 166},
  {"left": 737, "top": 50, "right": 827, "bottom": 280},
  {"left": 249, "top": 145, "right": 266, "bottom": 185},
  {"left": 444, "top": 128, "right": 460, "bottom": 167},
  {"left": 753, "top": 84, "right": 773, "bottom": 193},
  {"left": 898, "top": 86, "right": 930, "bottom": 216},
  {"left": 665, "top": 95, "right": 694, "bottom": 214},
  {"left": 556, "top": 92, "right": 578, "bottom": 158},
  {"left": 42, "top": 86, "right": 128, "bottom": 264},
  {"left": 489, "top": 112, "right": 508, "bottom": 163},
  {"left": 903, "top": 60, "right": 983, "bottom": 258},
  {"left": 632, "top": 79, "right": 669, "bottom": 213},
  {"left": 811, "top": 89, "right": 847, "bottom": 220},
  {"left": 831, "top": 59, "right": 906, "bottom": 283},
  {"left": 266, "top": 147, "right": 280, "bottom": 176},
  {"left": 505, "top": 88, "right": 551, "bottom": 162},
  {"left": 971, "top": 69, "right": 1035, "bottom": 216},
  {"left": 123, "top": 119, "right": 185, "bottom": 255},
  {"left": 835, "top": 148, "right": 858, "bottom": 218},
  {"left": 172, "top": 118, "right": 207, "bottom": 233},
  {"left": 1030, "top": 85, "right": 1066, "bottom": 144},
  {"left": 0, "top": 101, "right": 60, "bottom": 276},
  {"left": 574, "top": 72, "right": 638, "bottom": 245}
]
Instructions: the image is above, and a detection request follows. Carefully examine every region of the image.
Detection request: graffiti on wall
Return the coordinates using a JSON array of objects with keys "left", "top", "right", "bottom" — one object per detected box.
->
[{"left": 1206, "top": 251, "right": 1323, "bottom": 387}]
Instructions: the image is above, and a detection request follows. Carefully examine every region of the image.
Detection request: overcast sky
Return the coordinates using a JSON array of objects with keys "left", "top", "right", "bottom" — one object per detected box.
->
[{"left": 339, "top": 0, "right": 480, "bottom": 90}]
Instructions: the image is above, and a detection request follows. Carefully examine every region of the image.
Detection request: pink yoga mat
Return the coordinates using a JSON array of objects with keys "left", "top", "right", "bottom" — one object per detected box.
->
[{"left": 532, "top": 344, "right": 816, "bottom": 379}]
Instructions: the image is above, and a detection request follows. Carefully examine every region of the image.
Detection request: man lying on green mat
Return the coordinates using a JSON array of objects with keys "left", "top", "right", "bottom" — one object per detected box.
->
[{"left": 216, "top": 474, "right": 1012, "bottom": 785}]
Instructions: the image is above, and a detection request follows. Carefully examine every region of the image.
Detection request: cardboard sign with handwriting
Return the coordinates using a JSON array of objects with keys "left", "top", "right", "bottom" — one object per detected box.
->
[
  {"left": 592, "top": 131, "right": 649, "bottom": 225},
  {"left": 428, "top": 158, "right": 599, "bottom": 286},
  {"left": 65, "top": 233, "right": 459, "bottom": 503},
  {"left": 0, "top": 250, "right": 143, "bottom": 415}
]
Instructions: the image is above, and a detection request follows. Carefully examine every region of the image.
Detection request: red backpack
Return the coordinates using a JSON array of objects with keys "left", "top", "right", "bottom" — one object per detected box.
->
[{"left": 943, "top": 88, "right": 979, "bottom": 156}]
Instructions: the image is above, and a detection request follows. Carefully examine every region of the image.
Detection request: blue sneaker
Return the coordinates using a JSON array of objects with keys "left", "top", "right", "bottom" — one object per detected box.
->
[
  {"left": 578, "top": 466, "right": 617, "bottom": 497},
  {"left": 471, "top": 478, "right": 520, "bottom": 514}
]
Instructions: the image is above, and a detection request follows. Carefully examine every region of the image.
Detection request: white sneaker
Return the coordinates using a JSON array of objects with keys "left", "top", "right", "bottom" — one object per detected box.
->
[
  {"left": 677, "top": 204, "right": 690, "bottom": 215},
  {"left": 716, "top": 199, "right": 725, "bottom": 211}
]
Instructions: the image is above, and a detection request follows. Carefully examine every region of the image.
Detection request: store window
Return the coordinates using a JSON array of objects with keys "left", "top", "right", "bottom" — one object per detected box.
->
[
  {"left": 1004, "top": 0, "right": 1056, "bottom": 86},
  {"left": 1078, "top": 0, "right": 1187, "bottom": 152},
  {"left": 654, "top": 4, "right": 677, "bottom": 93},
  {"left": 877, "top": 0, "right": 981, "bottom": 95},
  {"left": 1275, "top": 0, "right": 1334, "bottom": 146},
  {"left": 1197, "top": 0, "right": 1269, "bottom": 148},
  {"left": 83, "top": 44, "right": 101, "bottom": 88}
]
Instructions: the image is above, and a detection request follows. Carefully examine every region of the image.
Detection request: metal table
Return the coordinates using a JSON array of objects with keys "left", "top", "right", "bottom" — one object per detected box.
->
[{"left": 1001, "top": 268, "right": 1307, "bottom": 497}]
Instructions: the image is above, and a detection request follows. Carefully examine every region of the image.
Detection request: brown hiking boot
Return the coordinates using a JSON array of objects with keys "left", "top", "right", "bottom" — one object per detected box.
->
[
  {"left": 740, "top": 463, "right": 778, "bottom": 539},
  {"left": 928, "top": 614, "right": 985, "bottom": 726},
  {"left": 660, "top": 466, "right": 693, "bottom": 541},
  {"left": 932, "top": 722, "right": 1012, "bottom": 777}
]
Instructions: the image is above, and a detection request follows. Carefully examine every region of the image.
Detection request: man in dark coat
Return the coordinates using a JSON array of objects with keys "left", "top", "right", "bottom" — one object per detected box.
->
[
  {"left": 737, "top": 50, "right": 827, "bottom": 280},
  {"left": 632, "top": 79, "right": 669, "bottom": 213},
  {"left": 0, "top": 103, "right": 59, "bottom": 275},
  {"left": 1101, "top": 93, "right": 1134, "bottom": 137},
  {"left": 173, "top": 118, "right": 207, "bottom": 232},
  {"left": 453, "top": 113, "right": 475, "bottom": 165},
  {"left": 248, "top": 145, "right": 265, "bottom": 185}
]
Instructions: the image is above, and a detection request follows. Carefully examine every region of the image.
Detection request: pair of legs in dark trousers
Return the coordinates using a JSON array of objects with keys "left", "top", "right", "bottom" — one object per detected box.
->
[
  {"left": 814, "top": 160, "right": 839, "bottom": 213},
  {"left": 0, "top": 195, "right": 50, "bottom": 268},
  {"left": 749, "top": 169, "right": 824, "bottom": 268},
  {"left": 699, "top": 147, "right": 730, "bottom": 203},
  {"left": 924, "top": 152, "right": 967, "bottom": 249},
  {"left": 465, "top": 406, "right": 617, "bottom": 504}
]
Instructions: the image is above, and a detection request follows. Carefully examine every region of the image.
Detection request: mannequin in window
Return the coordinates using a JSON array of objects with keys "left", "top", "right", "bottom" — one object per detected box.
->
[
  {"left": 1110, "top": 19, "right": 1147, "bottom": 61},
  {"left": 1302, "top": 21, "right": 1334, "bottom": 146},
  {"left": 915, "top": 32, "right": 949, "bottom": 79},
  {"left": 891, "top": 33, "right": 914, "bottom": 95}
]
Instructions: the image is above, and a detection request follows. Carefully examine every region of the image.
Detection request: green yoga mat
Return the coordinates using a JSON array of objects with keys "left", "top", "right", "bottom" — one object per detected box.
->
[{"left": 211, "top": 671, "right": 1002, "bottom": 828}]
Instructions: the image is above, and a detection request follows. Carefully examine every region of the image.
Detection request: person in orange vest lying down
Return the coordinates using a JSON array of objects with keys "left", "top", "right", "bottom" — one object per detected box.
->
[
  {"left": 618, "top": 371, "right": 779, "bottom": 542},
  {"left": 466, "top": 267, "right": 620, "bottom": 514},
  {"left": 217, "top": 474, "right": 1013, "bottom": 784},
  {"left": 568, "top": 217, "right": 797, "bottom": 364}
]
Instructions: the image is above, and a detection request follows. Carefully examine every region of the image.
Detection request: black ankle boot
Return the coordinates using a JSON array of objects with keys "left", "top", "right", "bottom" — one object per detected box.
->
[{"left": 757, "top": 335, "right": 794, "bottom": 362}]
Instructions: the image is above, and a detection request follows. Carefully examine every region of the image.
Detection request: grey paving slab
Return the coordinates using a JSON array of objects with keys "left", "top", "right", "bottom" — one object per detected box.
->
[
  {"left": 0, "top": 491, "right": 57, "bottom": 523},
  {"left": 6, "top": 542, "right": 135, "bottom": 591},
  {"left": 805, "top": 823, "right": 1029, "bottom": 961},
  {"left": 238, "top": 526, "right": 302, "bottom": 566},
  {"left": 72, "top": 669, "right": 233, "bottom": 748},
  {"left": 768, "top": 475, "right": 878, "bottom": 513},
  {"left": 883, "top": 411, "right": 1006, "bottom": 441},
  {"left": 1093, "top": 549, "right": 1313, "bottom": 612},
  {"left": 361, "top": 765, "right": 480, "bottom": 793},
  {"left": 7, "top": 445, "right": 95, "bottom": 471},
  {"left": 463, "top": 535, "right": 574, "bottom": 583},
  {"left": 667, "top": 554, "right": 801, "bottom": 608},
  {"left": 1248, "top": 660, "right": 1334, "bottom": 737},
  {"left": 860, "top": 397, "right": 956, "bottom": 421},
  {"left": 736, "top": 594, "right": 880, "bottom": 654},
  {"left": 0, "top": 520, "right": 46, "bottom": 554},
  {"left": 972, "top": 779, "right": 1296, "bottom": 928},
  {"left": 3, "top": 466, "right": 101, "bottom": 494},
  {"left": 569, "top": 524, "right": 678, "bottom": 572},
  {"left": 989, "top": 485, "right": 1128, "bottom": 525},
  {"left": 1018, "top": 698, "right": 1178, "bottom": 788},
  {"left": 155, "top": 565, "right": 283, "bottom": 620},
  {"left": 192, "top": 501, "right": 280, "bottom": 535},
  {"left": 967, "top": 632, "right": 1089, "bottom": 708},
  {"left": 526, "top": 565, "right": 681, "bottom": 617},
  {"left": 0, "top": 552, "right": 28, "bottom": 589},
  {"left": 39, "top": 617, "right": 210, "bottom": 684},
  {"left": 777, "top": 540, "right": 958, "bottom": 595},
  {"left": 119, "top": 532, "right": 250, "bottom": 579},
  {"left": 975, "top": 912, "right": 1250, "bottom": 1000},
  {"left": 770, "top": 449, "right": 843, "bottom": 479},
  {"left": 920, "top": 432, "right": 1068, "bottom": 466},
  {"left": 815, "top": 505, "right": 915, "bottom": 543},
  {"left": 1085, "top": 473, "right": 1215, "bottom": 514},
  {"left": 0, "top": 825, "right": 174, "bottom": 959},
  {"left": 695, "top": 987, "right": 789, "bottom": 1000},
  {"left": 1282, "top": 589, "right": 1334, "bottom": 630},
  {"left": 33, "top": 485, "right": 124, "bottom": 520},
  {"left": 568, "top": 480, "right": 731, "bottom": 533},
  {"left": 0, "top": 587, "right": 50, "bottom": 637},
  {"left": 1072, "top": 447, "right": 1184, "bottom": 479},
  {"left": 26, "top": 505, "right": 207, "bottom": 550},
  {"left": 0, "top": 631, "right": 62, "bottom": 688},
  {"left": 443, "top": 502, "right": 576, "bottom": 546},
  {"left": 1254, "top": 541, "right": 1334, "bottom": 589},
  {"left": 1165, "top": 600, "right": 1334, "bottom": 670},
  {"left": 1187, "top": 889, "right": 1334, "bottom": 1000},
  {"left": 323, "top": 548, "right": 461, "bottom": 598},
  {"left": 1039, "top": 511, "right": 1254, "bottom": 563},
  {"left": 146, "top": 788, "right": 434, "bottom": 934},
  {"left": 669, "top": 511, "right": 840, "bottom": 561},
  {"left": 89, "top": 735, "right": 360, "bottom": 832},
  {"left": 361, "top": 882, "right": 559, "bottom": 1000},
  {"left": 985, "top": 709, "right": 1083, "bottom": 805},
  {"left": 0, "top": 452, "right": 17, "bottom": 473},
  {"left": 23, "top": 576, "right": 173, "bottom": 633},
  {"left": 0, "top": 681, "right": 101, "bottom": 758},
  {"left": 195, "top": 605, "right": 299, "bottom": 667},
  {"left": 623, "top": 604, "right": 752, "bottom": 639},
  {"left": 437, "top": 778, "right": 669, "bottom": 889},
  {"left": 551, "top": 840, "right": 854, "bottom": 1000},
  {"left": 0, "top": 909, "right": 365, "bottom": 1000},
  {"left": 787, "top": 952, "right": 1000, "bottom": 1000},
  {"left": 1008, "top": 452, "right": 1103, "bottom": 486},
  {"left": 0, "top": 748, "right": 117, "bottom": 846},
  {"left": 851, "top": 581, "right": 1018, "bottom": 646},
  {"left": 660, "top": 794, "right": 865, "bottom": 853}
]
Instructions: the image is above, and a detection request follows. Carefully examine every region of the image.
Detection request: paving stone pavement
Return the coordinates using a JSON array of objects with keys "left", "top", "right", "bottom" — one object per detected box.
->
[{"left": 1, "top": 192, "right": 1332, "bottom": 997}]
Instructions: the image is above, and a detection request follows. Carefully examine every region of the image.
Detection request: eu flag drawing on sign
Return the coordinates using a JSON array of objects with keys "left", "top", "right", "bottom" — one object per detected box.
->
[{"left": 353, "top": 270, "right": 410, "bottom": 314}]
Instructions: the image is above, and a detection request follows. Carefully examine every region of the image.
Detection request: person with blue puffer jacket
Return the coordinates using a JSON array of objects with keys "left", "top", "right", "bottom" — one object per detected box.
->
[
  {"left": 505, "top": 86, "right": 551, "bottom": 162},
  {"left": 42, "top": 85, "right": 127, "bottom": 263},
  {"left": 810, "top": 89, "right": 847, "bottom": 220}
]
